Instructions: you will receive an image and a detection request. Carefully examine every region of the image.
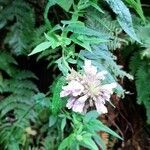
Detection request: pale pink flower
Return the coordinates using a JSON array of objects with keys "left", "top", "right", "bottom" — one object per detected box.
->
[
  {"left": 95, "top": 98, "right": 108, "bottom": 114},
  {"left": 60, "top": 60, "right": 117, "bottom": 114},
  {"left": 60, "top": 80, "right": 84, "bottom": 97}
]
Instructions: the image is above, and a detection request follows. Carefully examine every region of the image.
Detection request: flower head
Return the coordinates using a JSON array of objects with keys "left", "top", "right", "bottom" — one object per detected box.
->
[{"left": 60, "top": 60, "right": 117, "bottom": 114}]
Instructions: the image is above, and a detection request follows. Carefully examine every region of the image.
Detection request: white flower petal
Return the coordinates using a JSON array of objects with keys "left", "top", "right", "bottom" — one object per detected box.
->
[
  {"left": 95, "top": 100, "right": 108, "bottom": 114},
  {"left": 102, "top": 83, "right": 117, "bottom": 89},
  {"left": 70, "top": 81, "right": 84, "bottom": 96},
  {"left": 84, "top": 60, "right": 97, "bottom": 75},
  {"left": 60, "top": 91, "right": 70, "bottom": 97},
  {"left": 96, "top": 71, "right": 107, "bottom": 80},
  {"left": 72, "top": 101, "right": 85, "bottom": 113},
  {"left": 101, "top": 83, "right": 117, "bottom": 94},
  {"left": 66, "top": 97, "right": 76, "bottom": 109},
  {"left": 61, "top": 80, "right": 84, "bottom": 97},
  {"left": 84, "top": 60, "right": 91, "bottom": 66},
  {"left": 78, "top": 95, "right": 88, "bottom": 103}
]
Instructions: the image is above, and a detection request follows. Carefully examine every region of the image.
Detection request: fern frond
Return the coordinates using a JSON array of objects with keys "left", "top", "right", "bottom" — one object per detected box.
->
[
  {"left": 37, "top": 48, "right": 61, "bottom": 69},
  {"left": 135, "top": 63, "right": 150, "bottom": 123},
  {"left": 0, "top": 52, "right": 39, "bottom": 149},
  {"left": 14, "top": 70, "right": 38, "bottom": 80},
  {"left": 129, "top": 52, "right": 141, "bottom": 75},
  {"left": 129, "top": 49, "right": 150, "bottom": 123},
  {"left": 0, "top": 52, "right": 17, "bottom": 76},
  {"left": 0, "top": 0, "right": 35, "bottom": 55},
  {"left": 86, "top": 9, "right": 128, "bottom": 51}
]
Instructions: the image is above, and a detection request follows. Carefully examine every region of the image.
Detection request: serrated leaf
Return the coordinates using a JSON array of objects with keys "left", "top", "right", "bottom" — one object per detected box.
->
[
  {"left": 105, "top": 0, "right": 140, "bottom": 42},
  {"left": 77, "top": 35, "right": 108, "bottom": 44},
  {"left": 44, "top": 33, "right": 61, "bottom": 49},
  {"left": 67, "top": 23, "right": 109, "bottom": 38},
  {"left": 29, "top": 42, "right": 51, "bottom": 56}
]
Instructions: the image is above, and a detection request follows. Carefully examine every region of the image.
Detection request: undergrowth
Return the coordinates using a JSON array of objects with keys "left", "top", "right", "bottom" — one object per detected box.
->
[{"left": 0, "top": 0, "right": 150, "bottom": 149}]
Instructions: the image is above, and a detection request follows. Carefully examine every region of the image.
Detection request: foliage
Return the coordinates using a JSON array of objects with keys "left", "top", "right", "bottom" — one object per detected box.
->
[
  {"left": 124, "top": 0, "right": 145, "bottom": 23},
  {"left": 0, "top": 52, "right": 38, "bottom": 149},
  {"left": 0, "top": 0, "right": 149, "bottom": 149},
  {"left": 0, "top": 0, "right": 35, "bottom": 55},
  {"left": 58, "top": 111, "right": 122, "bottom": 150},
  {"left": 127, "top": 17, "right": 150, "bottom": 123}
]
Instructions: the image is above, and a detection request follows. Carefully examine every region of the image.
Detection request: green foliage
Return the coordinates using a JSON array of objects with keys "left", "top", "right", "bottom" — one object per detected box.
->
[
  {"left": 127, "top": 18, "right": 150, "bottom": 123},
  {"left": 124, "top": 0, "right": 145, "bottom": 23},
  {"left": 105, "top": 0, "right": 139, "bottom": 42},
  {"left": 0, "top": 52, "right": 17, "bottom": 76},
  {"left": 86, "top": 9, "right": 125, "bottom": 51},
  {"left": 51, "top": 76, "right": 66, "bottom": 115},
  {"left": 129, "top": 52, "right": 150, "bottom": 123},
  {"left": 0, "top": 0, "right": 35, "bottom": 55},
  {"left": 0, "top": 52, "right": 39, "bottom": 149},
  {"left": 29, "top": 0, "right": 109, "bottom": 75},
  {"left": 56, "top": 0, "right": 74, "bottom": 12},
  {"left": 58, "top": 111, "right": 122, "bottom": 150},
  {"left": 79, "top": 10, "right": 133, "bottom": 97},
  {"left": 1, "top": 0, "right": 148, "bottom": 149}
]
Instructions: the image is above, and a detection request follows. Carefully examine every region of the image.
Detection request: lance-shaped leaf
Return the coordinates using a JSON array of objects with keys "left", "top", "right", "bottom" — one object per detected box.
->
[{"left": 105, "top": 0, "right": 140, "bottom": 42}]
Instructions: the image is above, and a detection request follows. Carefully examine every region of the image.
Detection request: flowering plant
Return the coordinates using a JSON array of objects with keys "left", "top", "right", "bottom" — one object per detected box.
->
[{"left": 60, "top": 60, "right": 117, "bottom": 114}]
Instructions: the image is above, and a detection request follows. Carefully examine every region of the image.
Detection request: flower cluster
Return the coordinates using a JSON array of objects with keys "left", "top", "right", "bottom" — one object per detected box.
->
[{"left": 60, "top": 60, "right": 117, "bottom": 114}]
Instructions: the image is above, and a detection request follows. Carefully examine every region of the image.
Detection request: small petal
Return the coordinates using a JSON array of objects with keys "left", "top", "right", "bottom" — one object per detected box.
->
[
  {"left": 96, "top": 71, "right": 107, "bottom": 80},
  {"left": 102, "top": 83, "right": 117, "bottom": 89},
  {"left": 61, "top": 80, "right": 84, "bottom": 97},
  {"left": 84, "top": 60, "right": 97, "bottom": 75},
  {"left": 95, "top": 100, "right": 108, "bottom": 114},
  {"left": 69, "top": 80, "right": 84, "bottom": 96},
  {"left": 84, "top": 59, "right": 91, "bottom": 66},
  {"left": 101, "top": 83, "right": 117, "bottom": 94},
  {"left": 72, "top": 101, "right": 85, "bottom": 113},
  {"left": 78, "top": 95, "right": 88, "bottom": 103},
  {"left": 60, "top": 90, "right": 70, "bottom": 97},
  {"left": 72, "top": 89, "right": 83, "bottom": 97},
  {"left": 100, "top": 92, "right": 111, "bottom": 101},
  {"left": 66, "top": 97, "right": 76, "bottom": 109}
]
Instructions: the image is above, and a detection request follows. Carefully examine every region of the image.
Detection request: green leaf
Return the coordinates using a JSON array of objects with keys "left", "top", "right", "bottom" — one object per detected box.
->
[
  {"left": 49, "top": 115, "right": 57, "bottom": 127},
  {"left": 70, "top": 34, "right": 92, "bottom": 51},
  {"left": 125, "top": 0, "right": 145, "bottom": 23},
  {"left": 81, "top": 134, "right": 98, "bottom": 150},
  {"left": 56, "top": 57, "right": 69, "bottom": 75},
  {"left": 99, "top": 121, "right": 123, "bottom": 140},
  {"left": 44, "top": 33, "right": 60, "bottom": 49},
  {"left": 84, "top": 110, "right": 99, "bottom": 122},
  {"left": 77, "top": 35, "right": 108, "bottom": 44},
  {"left": 89, "top": 1, "right": 104, "bottom": 13},
  {"left": 56, "top": 0, "right": 73, "bottom": 12},
  {"left": 93, "top": 134, "right": 106, "bottom": 150},
  {"left": 61, "top": 118, "right": 67, "bottom": 131},
  {"left": 67, "top": 23, "right": 109, "bottom": 38},
  {"left": 51, "top": 76, "right": 66, "bottom": 114},
  {"left": 29, "top": 42, "right": 51, "bottom": 56},
  {"left": 105, "top": 0, "right": 140, "bottom": 42},
  {"left": 45, "top": 0, "right": 56, "bottom": 26},
  {"left": 58, "top": 134, "right": 75, "bottom": 150}
]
